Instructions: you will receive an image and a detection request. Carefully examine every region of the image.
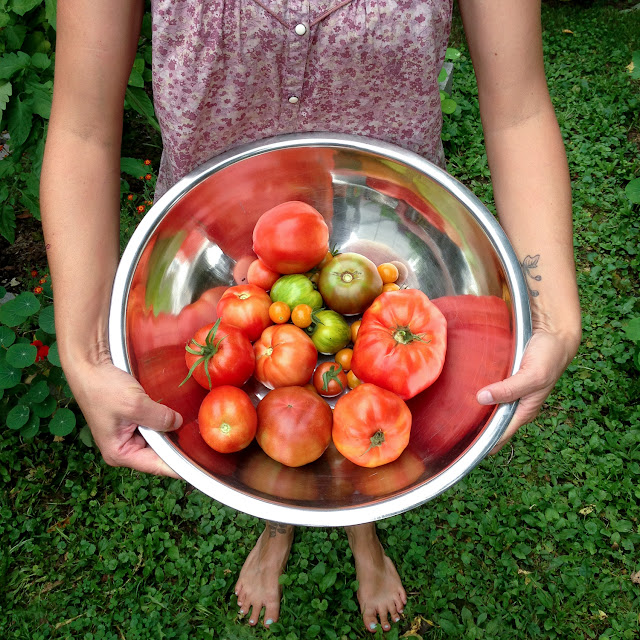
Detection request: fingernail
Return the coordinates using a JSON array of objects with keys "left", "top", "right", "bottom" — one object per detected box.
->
[
  {"left": 265, "top": 619, "right": 273, "bottom": 625},
  {"left": 369, "top": 623, "right": 377, "bottom": 630},
  {"left": 477, "top": 390, "right": 494, "bottom": 405}
]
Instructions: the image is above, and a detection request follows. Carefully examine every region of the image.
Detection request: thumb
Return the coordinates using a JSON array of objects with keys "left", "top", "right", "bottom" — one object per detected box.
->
[
  {"left": 476, "top": 368, "right": 542, "bottom": 406},
  {"left": 128, "top": 392, "right": 184, "bottom": 433}
]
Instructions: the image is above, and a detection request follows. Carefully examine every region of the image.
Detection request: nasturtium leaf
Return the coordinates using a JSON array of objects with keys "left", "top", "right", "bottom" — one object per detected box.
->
[
  {"left": 39, "top": 305, "right": 56, "bottom": 334},
  {"left": 12, "top": 291, "right": 40, "bottom": 318},
  {"left": 32, "top": 394, "right": 56, "bottom": 418},
  {"left": 441, "top": 97, "right": 457, "bottom": 114},
  {"left": 625, "top": 178, "right": 640, "bottom": 204},
  {"left": 623, "top": 317, "right": 640, "bottom": 342},
  {"left": 445, "top": 47, "right": 461, "bottom": 61},
  {"left": 0, "top": 325, "right": 16, "bottom": 348},
  {"left": 47, "top": 341, "right": 61, "bottom": 367},
  {"left": 438, "top": 68, "right": 447, "bottom": 83},
  {"left": 0, "top": 363, "right": 21, "bottom": 389},
  {"left": 49, "top": 408, "right": 76, "bottom": 436},
  {"left": 23, "top": 379, "right": 50, "bottom": 404},
  {"left": 7, "top": 404, "right": 29, "bottom": 430},
  {"left": 6, "top": 342, "right": 37, "bottom": 368},
  {"left": 0, "top": 299, "right": 26, "bottom": 327},
  {"left": 20, "top": 414, "right": 40, "bottom": 438},
  {"left": 78, "top": 424, "right": 95, "bottom": 447}
]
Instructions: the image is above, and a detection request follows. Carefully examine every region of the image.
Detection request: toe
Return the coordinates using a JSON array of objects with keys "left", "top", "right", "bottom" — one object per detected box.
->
[
  {"left": 362, "top": 605, "right": 379, "bottom": 633},
  {"left": 377, "top": 606, "right": 392, "bottom": 631},
  {"left": 263, "top": 597, "right": 281, "bottom": 628}
]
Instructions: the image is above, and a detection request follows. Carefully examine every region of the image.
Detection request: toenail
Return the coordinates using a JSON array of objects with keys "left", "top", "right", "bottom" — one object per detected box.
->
[
  {"left": 395, "top": 617, "right": 400, "bottom": 622},
  {"left": 249, "top": 619, "right": 255, "bottom": 625},
  {"left": 265, "top": 619, "right": 273, "bottom": 625},
  {"left": 239, "top": 609, "right": 244, "bottom": 614},
  {"left": 369, "top": 623, "right": 377, "bottom": 630}
]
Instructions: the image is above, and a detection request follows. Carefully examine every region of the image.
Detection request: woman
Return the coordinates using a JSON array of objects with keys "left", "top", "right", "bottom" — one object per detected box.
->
[{"left": 40, "top": 0, "right": 581, "bottom": 632}]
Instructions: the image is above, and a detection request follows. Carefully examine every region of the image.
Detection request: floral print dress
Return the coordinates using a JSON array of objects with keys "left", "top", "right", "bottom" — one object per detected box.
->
[{"left": 151, "top": 0, "right": 453, "bottom": 197}]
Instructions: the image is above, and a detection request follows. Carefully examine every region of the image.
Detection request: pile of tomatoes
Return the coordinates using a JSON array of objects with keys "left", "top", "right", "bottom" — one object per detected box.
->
[{"left": 180, "top": 201, "right": 448, "bottom": 469}]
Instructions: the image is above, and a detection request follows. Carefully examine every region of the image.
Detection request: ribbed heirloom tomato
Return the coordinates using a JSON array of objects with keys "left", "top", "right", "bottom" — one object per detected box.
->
[
  {"left": 216, "top": 284, "right": 273, "bottom": 342},
  {"left": 351, "top": 289, "right": 448, "bottom": 399},
  {"left": 332, "top": 383, "right": 412, "bottom": 468},
  {"left": 253, "top": 324, "right": 318, "bottom": 388},
  {"left": 252, "top": 201, "right": 329, "bottom": 274}
]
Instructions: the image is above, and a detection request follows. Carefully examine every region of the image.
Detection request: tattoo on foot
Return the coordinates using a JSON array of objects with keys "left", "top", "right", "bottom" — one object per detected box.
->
[
  {"left": 267, "top": 522, "right": 291, "bottom": 538},
  {"left": 521, "top": 254, "right": 541, "bottom": 297}
]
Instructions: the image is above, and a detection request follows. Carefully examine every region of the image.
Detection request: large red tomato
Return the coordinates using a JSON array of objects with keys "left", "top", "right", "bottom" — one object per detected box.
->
[
  {"left": 252, "top": 201, "right": 329, "bottom": 274},
  {"left": 216, "top": 284, "right": 273, "bottom": 342},
  {"left": 198, "top": 386, "right": 257, "bottom": 453},
  {"left": 183, "top": 319, "right": 255, "bottom": 390},
  {"left": 256, "top": 386, "right": 333, "bottom": 467},
  {"left": 351, "top": 289, "right": 447, "bottom": 400},
  {"left": 332, "top": 383, "right": 412, "bottom": 468},
  {"left": 253, "top": 324, "right": 317, "bottom": 389}
]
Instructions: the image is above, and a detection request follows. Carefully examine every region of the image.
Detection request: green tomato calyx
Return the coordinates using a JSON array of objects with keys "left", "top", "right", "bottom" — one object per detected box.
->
[
  {"left": 180, "top": 319, "right": 226, "bottom": 389},
  {"left": 322, "top": 364, "right": 344, "bottom": 392},
  {"left": 392, "top": 325, "right": 430, "bottom": 346}
]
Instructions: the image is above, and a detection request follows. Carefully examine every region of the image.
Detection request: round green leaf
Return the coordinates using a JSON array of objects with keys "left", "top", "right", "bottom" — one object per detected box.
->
[
  {"left": 0, "top": 364, "right": 21, "bottom": 389},
  {"left": 49, "top": 408, "right": 76, "bottom": 436},
  {"left": 38, "top": 305, "right": 56, "bottom": 334},
  {"left": 624, "top": 317, "right": 640, "bottom": 342},
  {"left": 11, "top": 292, "right": 41, "bottom": 318},
  {"left": 0, "top": 325, "right": 16, "bottom": 348},
  {"left": 23, "top": 380, "right": 50, "bottom": 404},
  {"left": 441, "top": 98, "right": 457, "bottom": 114},
  {"left": 47, "top": 341, "right": 61, "bottom": 367},
  {"left": 32, "top": 395, "right": 57, "bottom": 418},
  {"left": 20, "top": 414, "right": 41, "bottom": 439},
  {"left": 0, "top": 299, "right": 27, "bottom": 327},
  {"left": 7, "top": 404, "right": 30, "bottom": 430},
  {"left": 6, "top": 343, "right": 37, "bottom": 368},
  {"left": 625, "top": 178, "right": 640, "bottom": 204},
  {"left": 78, "top": 424, "right": 95, "bottom": 448}
]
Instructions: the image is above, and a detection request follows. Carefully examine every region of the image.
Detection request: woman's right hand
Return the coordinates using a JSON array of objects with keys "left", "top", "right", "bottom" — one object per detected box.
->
[{"left": 67, "top": 357, "right": 183, "bottom": 478}]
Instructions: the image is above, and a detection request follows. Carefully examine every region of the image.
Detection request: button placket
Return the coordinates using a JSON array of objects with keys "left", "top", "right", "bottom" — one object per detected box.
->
[{"left": 282, "top": 0, "right": 309, "bottom": 113}]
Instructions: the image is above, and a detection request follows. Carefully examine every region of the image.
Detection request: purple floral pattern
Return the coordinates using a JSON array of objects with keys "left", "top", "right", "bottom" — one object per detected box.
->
[{"left": 151, "top": 0, "right": 453, "bottom": 197}]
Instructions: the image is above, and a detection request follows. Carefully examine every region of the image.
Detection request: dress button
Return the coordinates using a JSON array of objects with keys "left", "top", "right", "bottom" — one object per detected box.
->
[
  {"left": 294, "top": 23, "right": 307, "bottom": 36},
  {"left": 288, "top": 96, "right": 299, "bottom": 104}
]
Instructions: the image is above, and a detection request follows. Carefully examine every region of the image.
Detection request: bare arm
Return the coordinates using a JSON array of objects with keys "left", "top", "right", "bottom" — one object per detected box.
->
[
  {"left": 41, "top": 0, "right": 181, "bottom": 475},
  {"left": 459, "top": 0, "right": 582, "bottom": 449}
]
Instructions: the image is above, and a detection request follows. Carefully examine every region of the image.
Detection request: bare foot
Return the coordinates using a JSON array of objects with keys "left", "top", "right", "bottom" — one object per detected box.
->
[
  {"left": 346, "top": 523, "right": 407, "bottom": 633},
  {"left": 235, "top": 521, "right": 294, "bottom": 628}
]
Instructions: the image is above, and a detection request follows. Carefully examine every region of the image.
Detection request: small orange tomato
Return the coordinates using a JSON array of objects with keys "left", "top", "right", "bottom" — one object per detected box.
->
[
  {"left": 347, "top": 370, "right": 362, "bottom": 389},
  {"left": 318, "top": 250, "right": 335, "bottom": 269},
  {"left": 350, "top": 319, "right": 362, "bottom": 344},
  {"left": 335, "top": 348, "right": 353, "bottom": 372},
  {"left": 377, "top": 262, "right": 399, "bottom": 284},
  {"left": 291, "top": 304, "right": 313, "bottom": 329},
  {"left": 382, "top": 282, "right": 400, "bottom": 292},
  {"left": 269, "top": 301, "right": 291, "bottom": 324}
]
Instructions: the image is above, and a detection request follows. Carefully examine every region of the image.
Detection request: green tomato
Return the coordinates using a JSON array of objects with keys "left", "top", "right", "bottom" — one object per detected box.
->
[
  {"left": 309, "top": 310, "right": 351, "bottom": 355},
  {"left": 318, "top": 252, "right": 383, "bottom": 315},
  {"left": 270, "top": 274, "right": 323, "bottom": 310}
]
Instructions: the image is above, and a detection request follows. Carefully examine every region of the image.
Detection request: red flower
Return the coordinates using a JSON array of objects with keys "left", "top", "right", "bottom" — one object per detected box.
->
[
  {"left": 31, "top": 341, "right": 49, "bottom": 362},
  {"left": 137, "top": 205, "right": 145, "bottom": 213},
  {"left": 145, "top": 174, "right": 152, "bottom": 180},
  {"left": 39, "top": 277, "right": 47, "bottom": 284},
  {"left": 144, "top": 159, "right": 152, "bottom": 166},
  {"left": 31, "top": 270, "right": 38, "bottom": 277},
  {"left": 127, "top": 194, "right": 134, "bottom": 201},
  {"left": 34, "top": 286, "right": 43, "bottom": 294}
]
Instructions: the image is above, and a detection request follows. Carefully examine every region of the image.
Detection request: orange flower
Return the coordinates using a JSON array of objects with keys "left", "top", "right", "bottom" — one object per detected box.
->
[
  {"left": 31, "top": 269, "right": 38, "bottom": 277},
  {"left": 145, "top": 174, "right": 152, "bottom": 180},
  {"left": 137, "top": 205, "right": 145, "bottom": 213},
  {"left": 34, "top": 286, "right": 43, "bottom": 294},
  {"left": 144, "top": 159, "right": 152, "bottom": 166},
  {"left": 39, "top": 277, "right": 47, "bottom": 284},
  {"left": 127, "top": 194, "right": 134, "bottom": 201}
]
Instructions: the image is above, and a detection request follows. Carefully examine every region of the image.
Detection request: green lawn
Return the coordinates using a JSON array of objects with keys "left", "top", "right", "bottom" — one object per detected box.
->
[{"left": 2, "top": 2, "right": 639, "bottom": 639}]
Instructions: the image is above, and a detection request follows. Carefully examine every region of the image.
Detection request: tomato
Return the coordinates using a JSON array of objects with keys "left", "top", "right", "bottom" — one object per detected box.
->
[
  {"left": 269, "top": 301, "right": 291, "bottom": 324},
  {"left": 346, "top": 370, "right": 362, "bottom": 389},
  {"left": 382, "top": 282, "right": 400, "bottom": 292},
  {"left": 334, "top": 347, "right": 353, "bottom": 372},
  {"left": 247, "top": 258, "right": 281, "bottom": 291},
  {"left": 312, "top": 362, "right": 348, "bottom": 397},
  {"left": 216, "top": 284, "right": 273, "bottom": 342},
  {"left": 175, "top": 420, "right": 238, "bottom": 476},
  {"left": 308, "top": 309, "right": 351, "bottom": 355},
  {"left": 270, "top": 274, "right": 323, "bottom": 311},
  {"left": 252, "top": 201, "right": 330, "bottom": 274},
  {"left": 253, "top": 324, "right": 318, "bottom": 388},
  {"left": 256, "top": 386, "right": 333, "bottom": 467},
  {"left": 291, "top": 304, "right": 313, "bottom": 329},
  {"left": 351, "top": 289, "right": 447, "bottom": 400},
  {"left": 332, "top": 383, "right": 412, "bottom": 468},
  {"left": 198, "top": 386, "right": 258, "bottom": 453},
  {"left": 318, "top": 252, "right": 383, "bottom": 316},
  {"left": 350, "top": 319, "right": 361, "bottom": 344},
  {"left": 377, "top": 262, "right": 399, "bottom": 284},
  {"left": 183, "top": 319, "right": 255, "bottom": 390},
  {"left": 232, "top": 254, "right": 256, "bottom": 286}
]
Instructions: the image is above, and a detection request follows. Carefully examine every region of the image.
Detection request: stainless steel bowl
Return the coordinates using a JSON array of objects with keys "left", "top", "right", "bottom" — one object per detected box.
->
[{"left": 109, "top": 132, "right": 531, "bottom": 526}]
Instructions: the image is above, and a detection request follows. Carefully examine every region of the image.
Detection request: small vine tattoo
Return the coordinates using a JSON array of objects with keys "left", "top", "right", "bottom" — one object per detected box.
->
[
  {"left": 267, "top": 522, "right": 290, "bottom": 538},
  {"left": 521, "top": 254, "right": 542, "bottom": 297}
]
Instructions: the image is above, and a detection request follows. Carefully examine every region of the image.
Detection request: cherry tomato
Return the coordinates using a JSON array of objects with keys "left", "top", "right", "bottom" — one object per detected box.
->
[
  {"left": 382, "top": 282, "right": 400, "bottom": 293},
  {"left": 216, "top": 284, "right": 273, "bottom": 342},
  {"left": 253, "top": 324, "right": 318, "bottom": 389},
  {"left": 291, "top": 304, "right": 313, "bottom": 329},
  {"left": 346, "top": 370, "right": 362, "bottom": 389},
  {"left": 332, "top": 383, "right": 412, "bottom": 468},
  {"left": 253, "top": 201, "right": 329, "bottom": 274},
  {"left": 351, "top": 289, "right": 447, "bottom": 400},
  {"left": 183, "top": 319, "right": 255, "bottom": 390},
  {"left": 269, "top": 301, "right": 291, "bottom": 324},
  {"left": 198, "top": 386, "right": 257, "bottom": 453},
  {"left": 335, "top": 348, "right": 353, "bottom": 372},
  {"left": 350, "top": 319, "right": 361, "bottom": 344},
  {"left": 377, "top": 262, "right": 399, "bottom": 284},
  {"left": 312, "top": 362, "right": 348, "bottom": 397},
  {"left": 247, "top": 258, "right": 281, "bottom": 291},
  {"left": 256, "top": 386, "right": 333, "bottom": 467}
]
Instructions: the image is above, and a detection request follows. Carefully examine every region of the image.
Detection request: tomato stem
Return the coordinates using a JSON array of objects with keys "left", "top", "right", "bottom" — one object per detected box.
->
[
  {"left": 392, "top": 325, "right": 431, "bottom": 346},
  {"left": 360, "top": 429, "right": 386, "bottom": 457},
  {"left": 180, "top": 318, "right": 226, "bottom": 389},
  {"left": 220, "top": 422, "right": 231, "bottom": 435},
  {"left": 321, "top": 364, "right": 344, "bottom": 392}
]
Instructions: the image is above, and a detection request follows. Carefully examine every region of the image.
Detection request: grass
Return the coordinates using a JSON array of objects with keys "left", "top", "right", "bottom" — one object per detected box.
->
[{"left": 2, "top": 1, "right": 639, "bottom": 639}]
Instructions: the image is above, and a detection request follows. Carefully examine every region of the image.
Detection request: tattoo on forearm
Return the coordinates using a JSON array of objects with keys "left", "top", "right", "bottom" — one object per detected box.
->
[
  {"left": 521, "top": 254, "right": 541, "bottom": 297},
  {"left": 267, "top": 522, "right": 291, "bottom": 538}
]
